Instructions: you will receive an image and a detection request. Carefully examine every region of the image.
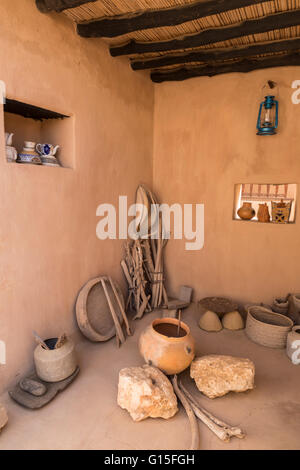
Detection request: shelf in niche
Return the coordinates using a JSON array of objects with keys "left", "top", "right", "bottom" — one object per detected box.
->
[
  {"left": 233, "top": 183, "right": 297, "bottom": 224},
  {"left": 233, "top": 219, "right": 295, "bottom": 225},
  {"left": 3, "top": 98, "right": 74, "bottom": 169}
]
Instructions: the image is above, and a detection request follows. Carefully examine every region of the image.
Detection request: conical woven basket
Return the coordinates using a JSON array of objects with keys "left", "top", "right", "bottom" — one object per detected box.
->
[{"left": 246, "top": 306, "right": 293, "bottom": 349}]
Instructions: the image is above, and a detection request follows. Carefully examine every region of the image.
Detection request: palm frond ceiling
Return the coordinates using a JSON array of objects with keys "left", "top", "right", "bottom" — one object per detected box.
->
[{"left": 36, "top": 0, "right": 300, "bottom": 81}]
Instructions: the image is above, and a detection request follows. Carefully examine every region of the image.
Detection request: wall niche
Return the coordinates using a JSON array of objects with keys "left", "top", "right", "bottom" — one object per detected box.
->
[
  {"left": 3, "top": 99, "right": 74, "bottom": 169},
  {"left": 233, "top": 183, "right": 297, "bottom": 224}
]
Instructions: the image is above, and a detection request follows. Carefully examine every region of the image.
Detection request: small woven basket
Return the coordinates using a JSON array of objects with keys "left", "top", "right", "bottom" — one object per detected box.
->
[
  {"left": 271, "top": 201, "right": 291, "bottom": 223},
  {"left": 272, "top": 297, "right": 289, "bottom": 315},
  {"left": 246, "top": 306, "right": 293, "bottom": 349}
]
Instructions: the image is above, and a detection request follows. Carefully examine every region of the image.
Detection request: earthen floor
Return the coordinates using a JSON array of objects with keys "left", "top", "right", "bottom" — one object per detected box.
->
[{"left": 1, "top": 305, "right": 299, "bottom": 450}]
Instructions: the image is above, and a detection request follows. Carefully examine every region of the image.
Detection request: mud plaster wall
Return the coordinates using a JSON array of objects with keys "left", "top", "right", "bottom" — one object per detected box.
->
[
  {"left": 2, "top": 2, "right": 300, "bottom": 395},
  {"left": 0, "top": 0, "right": 154, "bottom": 392},
  {"left": 153, "top": 69, "right": 300, "bottom": 306}
]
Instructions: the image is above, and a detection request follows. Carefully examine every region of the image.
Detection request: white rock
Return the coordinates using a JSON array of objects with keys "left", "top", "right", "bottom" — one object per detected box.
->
[
  {"left": 0, "top": 403, "right": 8, "bottom": 432},
  {"left": 190, "top": 355, "right": 255, "bottom": 399},
  {"left": 117, "top": 365, "right": 178, "bottom": 422}
]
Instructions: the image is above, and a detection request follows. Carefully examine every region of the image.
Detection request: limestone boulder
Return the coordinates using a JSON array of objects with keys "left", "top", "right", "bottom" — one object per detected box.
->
[
  {"left": 117, "top": 365, "right": 178, "bottom": 422},
  {"left": 190, "top": 355, "right": 255, "bottom": 399},
  {"left": 0, "top": 403, "right": 8, "bottom": 432}
]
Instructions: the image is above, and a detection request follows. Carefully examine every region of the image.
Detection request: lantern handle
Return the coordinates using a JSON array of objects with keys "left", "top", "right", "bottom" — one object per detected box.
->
[
  {"left": 256, "top": 102, "right": 263, "bottom": 131},
  {"left": 274, "top": 99, "right": 279, "bottom": 129}
]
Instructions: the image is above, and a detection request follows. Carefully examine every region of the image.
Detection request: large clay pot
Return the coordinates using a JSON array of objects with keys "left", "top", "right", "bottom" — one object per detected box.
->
[
  {"left": 237, "top": 202, "right": 255, "bottom": 220},
  {"left": 139, "top": 318, "right": 195, "bottom": 375},
  {"left": 34, "top": 337, "right": 77, "bottom": 383}
]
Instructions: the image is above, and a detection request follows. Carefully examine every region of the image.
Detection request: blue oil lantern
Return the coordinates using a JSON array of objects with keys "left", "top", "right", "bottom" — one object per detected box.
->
[{"left": 256, "top": 94, "right": 278, "bottom": 135}]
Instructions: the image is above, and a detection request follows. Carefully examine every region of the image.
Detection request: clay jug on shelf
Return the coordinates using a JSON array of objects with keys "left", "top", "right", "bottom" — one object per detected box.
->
[
  {"left": 237, "top": 202, "right": 255, "bottom": 220},
  {"left": 257, "top": 203, "right": 270, "bottom": 223}
]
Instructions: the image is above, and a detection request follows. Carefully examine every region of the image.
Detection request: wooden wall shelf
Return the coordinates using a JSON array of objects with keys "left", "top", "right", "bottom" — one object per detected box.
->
[{"left": 4, "top": 99, "right": 69, "bottom": 121}]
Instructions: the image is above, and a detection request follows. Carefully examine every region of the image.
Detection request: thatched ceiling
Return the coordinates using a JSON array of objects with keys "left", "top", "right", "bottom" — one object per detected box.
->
[{"left": 36, "top": 0, "right": 300, "bottom": 82}]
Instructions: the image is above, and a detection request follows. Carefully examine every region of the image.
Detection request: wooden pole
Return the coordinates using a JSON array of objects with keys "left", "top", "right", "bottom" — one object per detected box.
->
[
  {"left": 110, "top": 9, "right": 300, "bottom": 56},
  {"left": 77, "top": 0, "right": 269, "bottom": 39},
  {"left": 151, "top": 52, "right": 300, "bottom": 82},
  {"left": 131, "top": 37, "right": 300, "bottom": 71},
  {"left": 36, "top": 0, "right": 96, "bottom": 13}
]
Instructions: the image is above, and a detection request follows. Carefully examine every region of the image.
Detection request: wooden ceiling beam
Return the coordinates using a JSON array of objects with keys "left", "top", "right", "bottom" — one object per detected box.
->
[
  {"left": 110, "top": 9, "right": 300, "bottom": 56},
  {"left": 77, "top": 0, "right": 269, "bottom": 39},
  {"left": 150, "top": 52, "right": 300, "bottom": 82},
  {"left": 36, "top": 0, "right": 97, "bottom": 13},
  {"left": 132, "top": 37, "right": 300, "bottom": 70}
]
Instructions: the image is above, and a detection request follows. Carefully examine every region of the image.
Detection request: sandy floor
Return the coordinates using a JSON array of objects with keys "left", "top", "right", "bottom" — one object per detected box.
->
[{"left": 0, "top": 305, "right": 299, "bottom": 450}]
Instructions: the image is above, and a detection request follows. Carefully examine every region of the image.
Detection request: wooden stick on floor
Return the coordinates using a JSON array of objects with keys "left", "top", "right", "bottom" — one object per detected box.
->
[
  {"left": 179, "top": 381, "right": 245, "bottom": 441},
  {"left": 108, "top": 276, "right": 132, "bottom": 336},
  {"left": 100, "top": 277, "right": 125, "bottom": 347},
  {"left": 171, "top": 375, "right": 200, "bottom": 450}
]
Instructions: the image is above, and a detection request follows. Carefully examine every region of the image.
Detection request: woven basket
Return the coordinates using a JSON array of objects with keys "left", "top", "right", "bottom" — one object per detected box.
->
[
  {"left": 272, "top": 297, "right": 289, "bottom": 315},
  {"left": 246, "top": 306, "right": 293, "bottom": 349},
  {"left": 288, "top": 294, "right": 300, "bottom": 324},
  {"left": 271, "top": 201, "right": 291, "bottom": 224}
]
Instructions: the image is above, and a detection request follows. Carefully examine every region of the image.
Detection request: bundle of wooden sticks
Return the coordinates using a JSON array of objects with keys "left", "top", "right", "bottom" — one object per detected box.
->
[
  {"left": 121, "top": 185, "right": 168, "bottom": 319},
  {"left": 172, "top": 376, "right": 246, "bottom": 449}
]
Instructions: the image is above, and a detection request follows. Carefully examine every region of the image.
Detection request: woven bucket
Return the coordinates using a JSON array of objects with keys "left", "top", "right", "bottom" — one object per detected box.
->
[
  {"left": 246, "top": 306, "right": 293, "bottom": 349},
  {"left": 288, "top": 294, "right": 300, "bottom": 324},
  {"left": 272, "top": 297, "right": 289, "bottom": 315}
]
